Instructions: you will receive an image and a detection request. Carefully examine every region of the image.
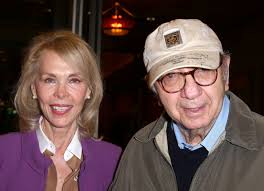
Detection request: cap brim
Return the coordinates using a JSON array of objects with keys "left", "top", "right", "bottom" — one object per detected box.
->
[{"left": 148, "top": 51, "right": 220, "bottom": 87}]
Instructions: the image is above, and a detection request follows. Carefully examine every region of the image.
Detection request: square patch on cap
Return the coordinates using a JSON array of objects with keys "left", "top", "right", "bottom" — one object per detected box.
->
[{"left": 164, "top": 29, "right": 182, "bottom": 48}]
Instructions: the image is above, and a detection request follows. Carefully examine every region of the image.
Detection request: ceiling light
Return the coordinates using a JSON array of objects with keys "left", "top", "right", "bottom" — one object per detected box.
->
[{"left": 102, "top": 2, "right": 135, "bottom": 36}]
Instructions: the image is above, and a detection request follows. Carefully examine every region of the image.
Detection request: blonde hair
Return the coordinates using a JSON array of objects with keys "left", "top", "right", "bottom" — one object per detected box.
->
[{"left": 14, "top": 31, "right": 103, "bottom": 138}]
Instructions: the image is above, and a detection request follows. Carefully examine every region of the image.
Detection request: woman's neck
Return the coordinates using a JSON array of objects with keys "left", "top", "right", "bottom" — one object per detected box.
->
[{"left": 42, "top": 120, "right": 77, "bottom": 149}]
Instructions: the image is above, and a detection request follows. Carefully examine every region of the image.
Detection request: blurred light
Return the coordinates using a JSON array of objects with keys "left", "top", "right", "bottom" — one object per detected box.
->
[
  {"left": 102, "top": 2, "right": 135, "bottom": 36},
  {"left": 146, "top": 17, "right": 156, "bottom": 21}
]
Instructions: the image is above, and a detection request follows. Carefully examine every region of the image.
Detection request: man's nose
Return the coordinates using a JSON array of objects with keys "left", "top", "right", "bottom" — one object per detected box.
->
[{"left": 181, "top": 75, "right": 202, "bottom": 99}]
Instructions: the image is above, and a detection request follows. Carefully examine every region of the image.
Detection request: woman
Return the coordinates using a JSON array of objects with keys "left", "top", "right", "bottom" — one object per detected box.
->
[{"left": 0, "top": 31, "right": 121, "bottom": 191}]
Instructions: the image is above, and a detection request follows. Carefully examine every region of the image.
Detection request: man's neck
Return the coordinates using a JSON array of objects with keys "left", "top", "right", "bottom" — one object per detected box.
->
[{"left": 178, "top": 124, "right": 213, "bottom": 146}]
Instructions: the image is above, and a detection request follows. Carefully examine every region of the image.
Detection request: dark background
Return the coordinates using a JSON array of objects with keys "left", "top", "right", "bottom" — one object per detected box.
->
[{"left": 0, "top": 0, "right": 263, "bottom": 148}]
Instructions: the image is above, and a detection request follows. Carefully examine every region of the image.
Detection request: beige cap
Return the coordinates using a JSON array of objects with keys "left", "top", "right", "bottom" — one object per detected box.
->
[{"left": 143, "top": 19, "right": 223, "bottom": 88}]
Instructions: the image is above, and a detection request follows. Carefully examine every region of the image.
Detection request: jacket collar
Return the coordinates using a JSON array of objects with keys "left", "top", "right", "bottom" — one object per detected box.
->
[
  {"left": 134, "top": 91, "right": 259, "bottom": 151},
  {"left": 225, "top": 91, "right": 258, "bottom": 150}
]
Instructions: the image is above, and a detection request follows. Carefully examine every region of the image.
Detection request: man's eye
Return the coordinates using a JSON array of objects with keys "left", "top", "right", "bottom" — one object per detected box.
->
[
  {"left": 164, "top": 73, "right": 180, "bottom": 80},
  {"left": 167, "top": 73, "right": 177, "bottom": 79}
]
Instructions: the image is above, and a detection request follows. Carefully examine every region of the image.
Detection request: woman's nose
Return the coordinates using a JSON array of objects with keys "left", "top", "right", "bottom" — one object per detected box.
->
[{"left": 54, "top": 83, "right": 68, "bottom": 99}]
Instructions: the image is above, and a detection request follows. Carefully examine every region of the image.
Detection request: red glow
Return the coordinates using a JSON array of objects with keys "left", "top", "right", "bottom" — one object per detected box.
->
[{"left": 102, "top": 3, "right": 135, "bottom": 36}]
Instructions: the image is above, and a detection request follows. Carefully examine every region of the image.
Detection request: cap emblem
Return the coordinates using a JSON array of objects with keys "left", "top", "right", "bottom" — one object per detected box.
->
[{"left": 164, "top": 30, "right": 182, "bottom": 48}]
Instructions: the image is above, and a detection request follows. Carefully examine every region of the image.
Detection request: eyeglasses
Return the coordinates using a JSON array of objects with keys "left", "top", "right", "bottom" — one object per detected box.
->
[{"left": 158, "top": 62, "right": 223, "bottom": 94}]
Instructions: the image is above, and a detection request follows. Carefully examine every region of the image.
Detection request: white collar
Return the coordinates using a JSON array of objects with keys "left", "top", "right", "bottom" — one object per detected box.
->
[{"left": 36, "top": 117, "right": 82, "bottom": 161}]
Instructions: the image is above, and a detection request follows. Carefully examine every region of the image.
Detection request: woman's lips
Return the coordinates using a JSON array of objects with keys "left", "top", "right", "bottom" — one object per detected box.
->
[{"left": 50, "top": 104, "right": 73, "bottom": 115}]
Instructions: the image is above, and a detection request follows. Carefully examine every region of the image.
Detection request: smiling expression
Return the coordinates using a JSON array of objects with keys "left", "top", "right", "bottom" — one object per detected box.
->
[{"left": 31, "top": 50, "right": 91, "bottom": 130}]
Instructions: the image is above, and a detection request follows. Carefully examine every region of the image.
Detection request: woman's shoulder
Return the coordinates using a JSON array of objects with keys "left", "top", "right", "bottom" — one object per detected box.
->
[
  {"left": 0, "top": 131, "right": 36, "bottom": 155},
  {"left": 0, "top": 131, "right": 35, "bottom": 144},
  {"left": 82, "top": 138, "right": 122, "bottom": 157},
  {"left": 0, "top": 132, "right": 22, "bottom": 146},
  {"left": 80, "top": 138, "right": 121, "bottom": 177},
  {"left": 80, "top": 139, "right": 122, "bottom": 186},
  {"left": 0, "top": 132, "right": 24, "bottom": 161},
  {"left": 81, "top": 138, "right": 121, "bottom": 166}
]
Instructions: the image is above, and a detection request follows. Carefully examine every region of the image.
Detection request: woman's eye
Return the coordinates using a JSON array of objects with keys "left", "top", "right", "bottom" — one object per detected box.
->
[
  {"left": 44, "top": 78, "right": 55, "bottom": 84},
  {"left": 69, "top": 78, "right": 81, "bottom": 83}
]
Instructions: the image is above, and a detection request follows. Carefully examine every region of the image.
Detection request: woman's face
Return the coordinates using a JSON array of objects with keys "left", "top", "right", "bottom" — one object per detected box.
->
[{"left": 31, "top": 50, "right": 91, "bottom": 130}]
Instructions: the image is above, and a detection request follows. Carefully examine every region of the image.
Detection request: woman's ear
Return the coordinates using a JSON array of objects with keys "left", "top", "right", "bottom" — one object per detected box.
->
[
  {"left": 31, "top": 84, "right": 37, "bottom": 99},
  {"left": 85, "top": 87, "right": 91, "bottom": 99}
]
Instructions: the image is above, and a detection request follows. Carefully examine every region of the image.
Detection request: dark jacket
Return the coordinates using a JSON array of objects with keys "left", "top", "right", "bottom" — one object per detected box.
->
[
  {"left": 110, "top": 91, "right": 264, "bottom": 191},
  {"left": 0, "top": 130, "right": 121, "bottom": 191}
]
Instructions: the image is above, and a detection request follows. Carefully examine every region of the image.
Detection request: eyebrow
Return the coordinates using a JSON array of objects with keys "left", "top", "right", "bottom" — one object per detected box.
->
[
  {"left": 39, "top": 73, "right": 56, "bottom": 77},
  {"left": 39, "top": 72, "right": 82, "bottom": 77},
  {"left": 68, "top": 73, "right": 82, "bottom": 77}
]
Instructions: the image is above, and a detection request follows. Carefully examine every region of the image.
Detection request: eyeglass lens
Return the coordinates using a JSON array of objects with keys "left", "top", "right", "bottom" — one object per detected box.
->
[{"left": 160, "top": 68, "right": 218, "bottom": 93}]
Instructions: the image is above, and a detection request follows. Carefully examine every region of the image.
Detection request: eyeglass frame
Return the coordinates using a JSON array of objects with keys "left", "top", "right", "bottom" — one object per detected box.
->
[{"left": 157, "top": 57, "right": 224, "bottom": 94}]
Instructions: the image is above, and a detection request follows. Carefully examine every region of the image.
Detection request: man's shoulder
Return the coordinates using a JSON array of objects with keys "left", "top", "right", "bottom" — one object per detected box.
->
[
  {"left": 228, "top": 92, "right": 264, "bottom": 148},
  {"left": 252, "top": 112, "right": 264, "bottom": 123},
  {"left": 252, "top": 112, "right": 264, "bottom": 142},
  {"left": 134, "top": 120, "right": 159, "bottom": 138},
  {"left": 121, "top": 115, "right": 167, "bottom": 156},
  {"left": 134, "top": 114, "right": 167, "bottom": 142}
]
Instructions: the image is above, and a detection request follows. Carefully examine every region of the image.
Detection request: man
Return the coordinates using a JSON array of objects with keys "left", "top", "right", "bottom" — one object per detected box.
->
[{"left": 109, "top": 19, "right": 264, "bottom": 191}]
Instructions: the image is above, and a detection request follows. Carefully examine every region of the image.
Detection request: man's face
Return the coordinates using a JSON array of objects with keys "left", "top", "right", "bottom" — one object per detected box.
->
[{"left": 155, "top": 61, "right": 229, "bottom": 132}]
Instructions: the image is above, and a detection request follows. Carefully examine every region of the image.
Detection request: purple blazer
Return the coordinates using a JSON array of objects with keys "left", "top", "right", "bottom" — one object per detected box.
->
[{"left": 0, "top": 131, "right": 121, "bottom": 191}]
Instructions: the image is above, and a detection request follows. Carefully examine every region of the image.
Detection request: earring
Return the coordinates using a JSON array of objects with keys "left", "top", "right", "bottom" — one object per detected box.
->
[
  {"left": 86, "top": 95, "right": 91, "bottom": 99},
  {"left": 32, "top": 95, "right": 37, "bottom": 99}
]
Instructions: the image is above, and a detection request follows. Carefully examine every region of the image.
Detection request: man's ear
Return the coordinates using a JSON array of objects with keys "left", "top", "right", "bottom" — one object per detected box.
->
[
  {"left": 222, "top": 54, "right": 231, "bottom": 91},
  {"left": 31, "top": 84, "right": 37, "bottom": 99}
]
